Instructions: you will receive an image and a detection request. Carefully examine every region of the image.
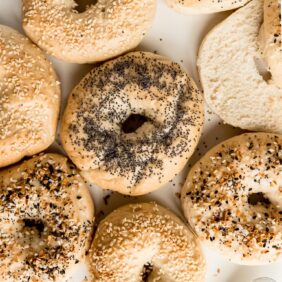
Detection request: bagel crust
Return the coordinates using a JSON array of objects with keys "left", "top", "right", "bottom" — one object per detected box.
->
[
  {"left": 182, "top": 133, "right": 282, "bottom": 265},
  {"left": 89, "top": 202, "right": 205, "bottom": 282},
  {"left": 61, "top": 52, "right": 204, "bottom": 195},
  {"left": 198, "top": 0, "right": 282, "bottom": 134},
  {"left": 0, "top": 154, "right": 94, "bottom": 281},
  {"left": 0, "top": 25, "right": 60, "bottom": 168},
  {"left": 166, "top": 0, "right": 250, "bottom": 14},
  {"left": 22, "top": 0, "right": 156, "bottom": 63}
]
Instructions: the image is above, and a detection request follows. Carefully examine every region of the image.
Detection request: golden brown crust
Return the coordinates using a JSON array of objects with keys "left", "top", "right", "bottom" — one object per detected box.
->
[
  {"left": 0, "top": 153, "right": 94, "bottom": 281},
  {"left": 0, "top": 25, "right": 60, "bottom": 168},
  {"left": 182, "top": 133, "right": 282, "bottom": 265},
  {"left": 22, "top": 0, "right": 156, "bottom": 63},
  {"left": 61, "top": 51, "right": 204, "bottom": 195},
  {"left": 89, "top": 202, "right": 205, "bottom": 282}
]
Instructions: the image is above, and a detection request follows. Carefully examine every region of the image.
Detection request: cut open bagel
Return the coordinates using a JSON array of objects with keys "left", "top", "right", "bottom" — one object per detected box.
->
[{"left": 198, "top": 0, "right": 282, "bottom": 134}]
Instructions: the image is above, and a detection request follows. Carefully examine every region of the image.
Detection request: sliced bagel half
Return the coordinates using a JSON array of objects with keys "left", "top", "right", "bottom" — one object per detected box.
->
[{"left": 198, "top": 0, "right": 282, "bottom": 134}]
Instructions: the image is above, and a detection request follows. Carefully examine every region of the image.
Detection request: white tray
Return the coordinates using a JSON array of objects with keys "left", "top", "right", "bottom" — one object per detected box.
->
[{"left": 1, "top": 1, "right": 281, "bottom": 281}]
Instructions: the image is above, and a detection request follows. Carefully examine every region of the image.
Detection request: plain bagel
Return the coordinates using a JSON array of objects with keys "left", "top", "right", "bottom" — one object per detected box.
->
[
  {"left": 166, "top": 0, "right": 250, "bottom": 14},
  {"left": 198, "top": 0, "right": 282, "bottom": 133},
  {"left": 0, "top": 153, "right": 94, "bottom": 281},
  {"left": 88, "top": 202, "right": 205, "bottom": 282},
  {"left": 61, "top": 51, "right": 204, "bottom": 195},
  {"left": 182, "top": 133, "right": 282, "bottom": 265},
  {"left": 22, "top": 0, "right": 156, "bottom": 63},
  {"left": 0, "top": 25, "right": 60, "bottom": 168}
]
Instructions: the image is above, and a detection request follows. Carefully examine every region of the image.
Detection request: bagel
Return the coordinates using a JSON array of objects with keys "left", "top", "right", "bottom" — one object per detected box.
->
[
  {"left": 0, "top": 153, "right": 94, "bottom": 281},
  {"left": 61, "top": 51, "right": 204, "bottom": 195},
  {"left": 198, "top": 0, "right": 282, "bottom": 134},
  {"left": 88, "top": 202, "right": 205, "bottom": 282},
  {"left": 182, "top": 133, "right": 282, "bottom": 265},
  {"left": 0, "top": 25, "right": 60, "bottom": 168},
  {"left": 22, "top": 0, "right": 156, "bottom": 63},
  {"left": 166, "top": 0, "right": 250, "bottom": 14},
  {"left": 258, "top": 0, "right": 282, "bottom": 88}
]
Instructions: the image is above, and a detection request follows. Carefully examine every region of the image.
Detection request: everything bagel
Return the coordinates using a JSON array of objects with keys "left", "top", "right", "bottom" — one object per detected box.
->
[
  {"left": 182, "top": 133, "right": 282, "bottom": 264},
  {"left": 0, "top": 154, "right": 94, "bottom": 281}
]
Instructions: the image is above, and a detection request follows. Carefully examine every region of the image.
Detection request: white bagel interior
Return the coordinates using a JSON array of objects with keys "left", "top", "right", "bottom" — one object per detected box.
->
[
  {"left": 198, "top": 0, "right": 282, "bottom": 133},
  {"left": 258, "top": 0, "right": 282, "bottom": 88}
]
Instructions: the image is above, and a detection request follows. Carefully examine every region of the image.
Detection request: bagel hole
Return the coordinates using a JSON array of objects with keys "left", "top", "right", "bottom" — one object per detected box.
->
[
  {"left": 122, "top": 114, "right": 148, "bottom": 134},
  {"left": 74, "top": 0, "right": 97, "bottom": 13},
  {"left": 254, "top": 57, "right": 272, "bottom": 82},
  {"left": 141, "top": 263, "right": 153, "bottom": 281},
  {"left": 248, "top": 192, "right": 271, "bottom": 206},
  {"left": 23, "top": 219, "right": 45, "bottom": 234}
]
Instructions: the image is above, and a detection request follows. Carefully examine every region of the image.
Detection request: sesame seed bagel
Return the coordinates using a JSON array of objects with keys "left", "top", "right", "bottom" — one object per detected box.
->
[
  {"left": 89, "top": 202, "right": 205, "bottom": 281},
  {"left": 198, "top": 0, "right": 282, "bottom": 133},
  {"left": 0, "top": 25, "right": 60, "bottom": 168},
  {"left": 182, "top": 133, "right": 282, "bottom": 265},
  {"left": 0, "top": 153, "right": 94, "bottom": 281},
  {"left": 61, "top": 51, "right": 204, "bottom": 195},
  {"left": 166, "top": 0, "right": 250, "bottom": 14},
  {"left": 22, "top": 0, "right": 156, "bottom": 64}
]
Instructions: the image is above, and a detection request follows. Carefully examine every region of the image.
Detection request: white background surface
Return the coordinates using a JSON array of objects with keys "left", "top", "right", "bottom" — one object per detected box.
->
[{"left": 0, "top": 0, "right": 282, "bottom": 281}]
